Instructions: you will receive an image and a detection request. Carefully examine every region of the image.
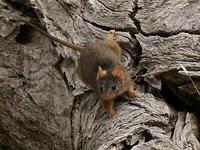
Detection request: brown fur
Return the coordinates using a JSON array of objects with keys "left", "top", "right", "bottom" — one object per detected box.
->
[{"left": 79, "top": 30, "right": 138, "bottom": 118}]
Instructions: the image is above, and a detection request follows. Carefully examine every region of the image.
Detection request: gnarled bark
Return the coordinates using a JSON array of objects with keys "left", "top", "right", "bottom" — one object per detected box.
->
[{"left": 0, "top": 0, "right": 199, "bottom": 150}]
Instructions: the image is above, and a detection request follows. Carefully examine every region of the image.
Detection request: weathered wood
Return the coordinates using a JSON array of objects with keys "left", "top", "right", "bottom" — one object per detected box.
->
[
  {"left": 131, "top": 139, "right": 181, "bottom": 150},
  {"left": 74, "top": 94, "right": 177, "bottom": 150},
  {"left": 0, "top": 0, "right": 200, "bottom": 150},
  {"left": 135, "top": 0, "right": 200, "bottom": 35},
  {"left": 136, "top": 33, "right": 200, "bottom": 108},
  {"left": 172, "top": 112, "right": 200, "bottom": 150},
  {"left": 0, "top": 24, "right": 74, "bottom": 150}
]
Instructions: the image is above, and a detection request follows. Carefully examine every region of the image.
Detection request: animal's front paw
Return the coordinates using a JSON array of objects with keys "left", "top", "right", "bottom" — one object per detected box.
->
[
  {"left": 128, "top": 89, "right": 139, "bottom": 97},
  {"left": 109, "top": 109, "right": 117, "bottom": 118}
]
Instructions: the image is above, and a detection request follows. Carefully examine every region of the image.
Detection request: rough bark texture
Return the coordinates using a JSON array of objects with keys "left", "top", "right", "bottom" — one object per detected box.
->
[{"left": 0, "top": 0, "right": 200, "bottom": 150}]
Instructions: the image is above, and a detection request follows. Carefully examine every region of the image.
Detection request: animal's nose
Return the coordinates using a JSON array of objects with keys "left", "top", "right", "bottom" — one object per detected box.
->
[{"left": 101, "top": 95, "right": 110, "bottom": 100}]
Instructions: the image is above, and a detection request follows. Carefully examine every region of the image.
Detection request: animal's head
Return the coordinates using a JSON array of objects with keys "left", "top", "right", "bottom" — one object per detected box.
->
[{"left": 96, "top": 65, "right": 125, "bottom": 100}]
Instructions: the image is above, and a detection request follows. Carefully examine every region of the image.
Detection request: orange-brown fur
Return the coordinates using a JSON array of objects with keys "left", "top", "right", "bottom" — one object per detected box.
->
[{"left": 79, "top": 30, "right": 138, "bottom": 118}]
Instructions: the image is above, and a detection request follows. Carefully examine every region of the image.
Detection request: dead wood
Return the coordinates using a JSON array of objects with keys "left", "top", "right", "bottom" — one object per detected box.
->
[{"left": 0, "top": 0, "right": 199, "bottom": 150}]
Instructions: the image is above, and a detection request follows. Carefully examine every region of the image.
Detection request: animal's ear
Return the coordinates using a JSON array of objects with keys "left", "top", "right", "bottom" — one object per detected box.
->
[
  {"left": 112, "top": 65, "right": 124, "bottom": 80},
  {"left": 96, "top": 66, "right": 106, "bottom": 80}
]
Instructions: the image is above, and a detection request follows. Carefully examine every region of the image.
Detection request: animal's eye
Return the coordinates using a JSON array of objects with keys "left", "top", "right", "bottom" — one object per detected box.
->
[{"left": 112, "top": 84, "right": 117, "bottom": 90}]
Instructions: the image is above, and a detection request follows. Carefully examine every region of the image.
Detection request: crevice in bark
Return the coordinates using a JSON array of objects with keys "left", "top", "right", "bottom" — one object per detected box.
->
[
  {"left": 134, "top": 67, "right": 145, "bottom": 84},
  {"left": 78, "top": 96, "right": 84, "bottom": 150},
  {"left": 161, "top": 79, "right": 200, "bottom": 117},
  {"left": 54, "top": 56, "right": 76, "bottom": 150},
  {"left": 113, "top": 129, "right": 154, "bottom": 150},
  {"left": 161, "top": 80, "right": 185, "bottom": 112},
  {"left": 130, "top": 0, "right": 146, "bottom": 37},
  {"left": 82, "top": 17, "right": 138, "bottom": 33},
  {"left": 53, "top": 49, "right": 77, "bottom": 150},
  {"left": 5, "top": 0, "right": 48, "bottom": 42},
  {"left": 0, "top": 144, "right": 11, "bottom": 150},
  {"left": 143, "top": 30, "right": 200, "bottom": 37},
  {"left": 0, "top": 127, "right": 14, "bottom": 150},
  {"left": 54, "top": 56, "right": 68, "bottom": 84},
  {"left": 143, "top": 130, "right": 153, "bottom": 142},
  {"left": 121, "top": 140, "right": 133, "bottom": 150},
  {"left": 129, "top": 34, "right": 142, "bottom": 65},
  {"left": 16, "top": 24, "right": 33, "bottom": 44},
  {"left": 4, "top": 0, "right": 38, "bottom": 19},
  {"left": 118, "top": 39, "right": 142, "bottom": 66},
  {"left": 97, "top": 0, "right": 115, "bottom": 12},
  {"left": 70, "top": 98, "right": 76, "bottom": 150},
  {"left": 69, "top": 96, "right": 83, "bottom": 150}
]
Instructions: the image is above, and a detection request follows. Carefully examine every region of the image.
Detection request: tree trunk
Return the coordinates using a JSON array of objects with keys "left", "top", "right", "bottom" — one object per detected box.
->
[{"left": 0, "top": 0, "right": 199, "bottom": 150}]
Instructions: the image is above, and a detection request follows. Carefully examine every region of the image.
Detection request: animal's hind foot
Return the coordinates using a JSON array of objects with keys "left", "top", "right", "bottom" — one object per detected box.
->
[{"left": 106, "top": 29, "right": 116, "bottom": 40}]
